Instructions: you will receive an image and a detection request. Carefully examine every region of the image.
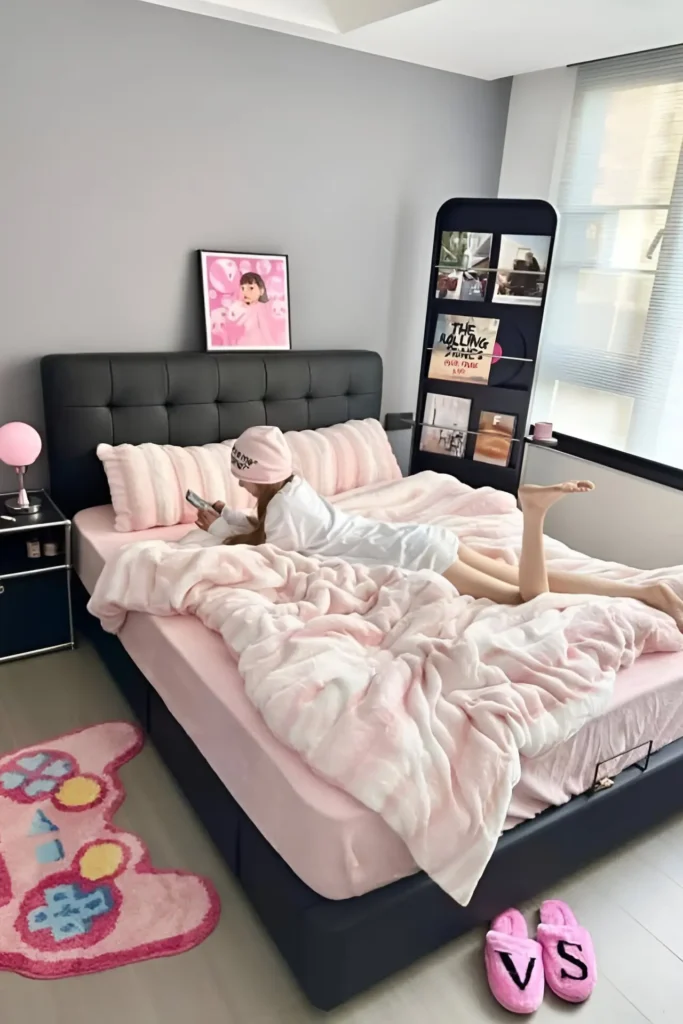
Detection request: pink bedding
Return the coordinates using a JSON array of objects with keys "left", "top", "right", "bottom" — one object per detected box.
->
[{"left": 75, "top": 495, "right": 683, "bottom": 900}]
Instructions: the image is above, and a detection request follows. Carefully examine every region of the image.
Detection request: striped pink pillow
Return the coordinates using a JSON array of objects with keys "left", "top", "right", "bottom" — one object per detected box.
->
[
  {"left": 285, "top": 419, "right": 401, "bottom": 496},
  {"left": 97, "top": 419, "right": 401, "bottom": 532},
  {"left": 97, "top": 441, "right": 252, "bottom": 533}
]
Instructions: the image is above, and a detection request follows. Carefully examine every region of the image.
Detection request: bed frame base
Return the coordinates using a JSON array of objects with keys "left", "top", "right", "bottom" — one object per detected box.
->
[{"left": 73, "top": 581, "right": 683, "bottom": 1010}]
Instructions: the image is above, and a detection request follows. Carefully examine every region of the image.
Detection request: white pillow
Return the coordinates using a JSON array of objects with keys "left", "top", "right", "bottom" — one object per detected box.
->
[
  {"left": 284, "top": 419, "right": 401, "bottom": 496},
  {"left": 97, "top": 419, "right": 401, "bottom": 532},
  {"left": 97, "top": 440, "right": 251, "bottom": 532}
]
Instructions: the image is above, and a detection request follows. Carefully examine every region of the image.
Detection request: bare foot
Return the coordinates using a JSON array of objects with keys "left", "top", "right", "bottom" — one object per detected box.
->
[
  {"left": 642, "top": 582, "right": 683, "bottom": 632},
  {"left": 519, "top": 481, "right": 595, "bottom": 515}
]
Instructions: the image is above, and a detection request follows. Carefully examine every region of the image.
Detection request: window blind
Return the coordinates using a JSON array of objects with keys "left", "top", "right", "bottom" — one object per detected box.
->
[{"left": 532, "top": 46, "right": 683, "bottom": 469}]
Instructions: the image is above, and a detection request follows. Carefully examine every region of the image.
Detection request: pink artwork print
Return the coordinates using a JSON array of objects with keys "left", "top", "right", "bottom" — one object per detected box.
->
[{"left": 200, "top": 251, "right": 291, "bottom": 351}]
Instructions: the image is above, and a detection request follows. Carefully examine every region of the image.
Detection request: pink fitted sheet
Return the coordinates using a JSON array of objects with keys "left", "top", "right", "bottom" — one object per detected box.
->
[{"left": 74, "top": 505, "right": 683, "bottom": 899}]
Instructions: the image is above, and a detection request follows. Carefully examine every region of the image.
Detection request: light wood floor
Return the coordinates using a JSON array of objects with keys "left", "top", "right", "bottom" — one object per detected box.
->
[{"left": 1, "top": 643, "right": 682, "bottom": 1022}]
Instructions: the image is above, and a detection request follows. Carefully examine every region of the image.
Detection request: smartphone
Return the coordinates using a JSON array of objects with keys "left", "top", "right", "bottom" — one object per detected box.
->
[{"left": 185, "top": 489, "right": 215, "bottom": 513}]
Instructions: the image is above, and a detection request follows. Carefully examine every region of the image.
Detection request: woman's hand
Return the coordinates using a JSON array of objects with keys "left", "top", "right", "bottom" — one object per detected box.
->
[
  {"left": 212, "top": 501, "right": 225, "bottom": 513},
  {"left": 197, "top": 506, "right": 220, "bottom": 531}
]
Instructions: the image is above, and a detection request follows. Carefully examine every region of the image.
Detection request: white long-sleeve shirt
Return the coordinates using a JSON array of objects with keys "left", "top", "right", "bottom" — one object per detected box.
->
[
  {"left": 208, "top": 476, "right": 458, "bottom": 573},
  {"left": 208, "top": 507, "right": 256, "bottom": 541}
]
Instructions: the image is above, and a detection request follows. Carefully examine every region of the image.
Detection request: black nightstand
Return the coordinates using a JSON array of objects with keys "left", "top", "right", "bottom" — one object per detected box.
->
[{"left": 0, "top": 490, "right": 74, "bottom": 663}]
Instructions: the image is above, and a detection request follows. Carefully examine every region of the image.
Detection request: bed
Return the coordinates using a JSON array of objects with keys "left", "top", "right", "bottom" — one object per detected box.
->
[{"left": 41, "top": 350, "right": 683, "bottom": 1010}]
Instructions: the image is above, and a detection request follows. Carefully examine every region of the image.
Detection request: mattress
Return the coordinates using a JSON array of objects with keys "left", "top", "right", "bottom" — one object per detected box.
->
[{"left": 74, "top": 504, "right": 683, "bottom": 900}]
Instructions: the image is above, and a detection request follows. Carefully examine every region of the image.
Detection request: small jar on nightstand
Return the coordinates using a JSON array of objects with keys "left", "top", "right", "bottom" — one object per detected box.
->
[{"left": 0, "top": 490, "right": 74, "bottom": 662}]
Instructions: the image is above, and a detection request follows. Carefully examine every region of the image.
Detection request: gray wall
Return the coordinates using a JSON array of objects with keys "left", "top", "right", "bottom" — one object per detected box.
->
[{"left": 0, "top": 0, "right": 510, "bottom": 490}]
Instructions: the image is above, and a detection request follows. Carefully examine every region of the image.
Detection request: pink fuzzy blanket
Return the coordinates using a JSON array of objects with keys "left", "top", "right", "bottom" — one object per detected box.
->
[{"left": 89, "top": 472, "right": 683, "bottom": 904}]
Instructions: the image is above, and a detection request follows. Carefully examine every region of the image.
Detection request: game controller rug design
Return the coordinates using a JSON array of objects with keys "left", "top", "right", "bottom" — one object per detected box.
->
[{"left": 0, "top": 722, "right": 220, "bottom": 978}]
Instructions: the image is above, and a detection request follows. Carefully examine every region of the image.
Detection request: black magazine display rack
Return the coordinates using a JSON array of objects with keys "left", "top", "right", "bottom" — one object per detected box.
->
[{"left": 409, "top": 198, "right": 558, "bottom": 494}]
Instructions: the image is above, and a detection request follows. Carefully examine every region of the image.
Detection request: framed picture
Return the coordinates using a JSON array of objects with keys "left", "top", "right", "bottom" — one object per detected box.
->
[{"left": 199, "top": 251, "right": 291, "bottom": 351}]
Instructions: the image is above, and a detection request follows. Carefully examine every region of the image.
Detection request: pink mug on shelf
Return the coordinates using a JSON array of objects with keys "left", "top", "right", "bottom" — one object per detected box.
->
[{"left": 532, "top": 421, "right": 554, "bottom": 442}]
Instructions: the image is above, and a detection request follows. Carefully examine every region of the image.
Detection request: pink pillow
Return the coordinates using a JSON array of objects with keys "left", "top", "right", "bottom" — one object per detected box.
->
[
  {"left": 97, "top": 419, "right": 401, "bottom": 532},
  {"left": 285, "top": 419, "right": 401, "bottom": 496},
  {"left": 97, "top": 441, "right": 252, "bottom": 533}
]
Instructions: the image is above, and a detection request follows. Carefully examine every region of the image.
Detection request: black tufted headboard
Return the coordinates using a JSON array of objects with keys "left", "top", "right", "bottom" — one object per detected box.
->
[{"left": 41, "top": 350, "right": 383, "bottom": 517}]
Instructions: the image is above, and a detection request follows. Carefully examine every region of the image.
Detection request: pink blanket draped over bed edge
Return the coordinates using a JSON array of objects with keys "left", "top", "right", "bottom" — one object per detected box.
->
[{"left": 89, "top": 472, "right": 683, "bottom": 904}]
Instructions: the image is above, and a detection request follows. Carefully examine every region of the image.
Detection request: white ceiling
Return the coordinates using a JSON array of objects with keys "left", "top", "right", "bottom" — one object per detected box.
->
[{"left": 139, "top": 0, "right": 683, "bottom": 80}]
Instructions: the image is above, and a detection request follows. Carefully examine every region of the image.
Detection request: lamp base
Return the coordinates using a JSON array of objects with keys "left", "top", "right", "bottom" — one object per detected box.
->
[
  {"left": 5, "top": 467, "right": 41, "bottom": 514},
  {"left": 5, "top": 495, "right": 42, "bottom": 515}
]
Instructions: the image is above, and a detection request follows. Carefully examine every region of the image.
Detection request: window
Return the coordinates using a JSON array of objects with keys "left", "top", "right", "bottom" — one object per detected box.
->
[{"left": 532, "top": 47, "right": 683, "bottom": 471}]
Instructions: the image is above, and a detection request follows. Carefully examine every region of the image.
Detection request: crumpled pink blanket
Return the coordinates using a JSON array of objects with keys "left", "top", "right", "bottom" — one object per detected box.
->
[{"left": 89, "top": 472, "right": 683, "bottom": 905}]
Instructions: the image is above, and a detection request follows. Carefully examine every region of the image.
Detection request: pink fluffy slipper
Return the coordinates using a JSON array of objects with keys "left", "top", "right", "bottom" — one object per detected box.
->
[
  {"left": 485, "top": 909, "right": 545, "bottom": 1014},
  {"left": 537, "top": 900, "right": 597, "bottom": 1003}
]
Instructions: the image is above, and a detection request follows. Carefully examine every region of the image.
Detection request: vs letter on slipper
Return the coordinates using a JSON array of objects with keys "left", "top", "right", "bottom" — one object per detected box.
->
[
  {"left": 537, "top": 899, "right": 597, "bottom": 1003},
  {"left": 485, "top": 908, "right": 545, "bottom": 1014}
]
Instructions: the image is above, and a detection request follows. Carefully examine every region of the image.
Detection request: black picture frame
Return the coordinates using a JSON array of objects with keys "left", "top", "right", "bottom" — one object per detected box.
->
[{"left": 199, "top": 250, "right": 292, "bottom": 352}]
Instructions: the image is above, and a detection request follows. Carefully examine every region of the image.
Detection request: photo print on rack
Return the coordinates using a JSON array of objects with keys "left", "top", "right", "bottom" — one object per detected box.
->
[
  {"left": 420, "top": 393, "right": 472, "bottom": 459},
  {"left": 436, "top": 232, "right": 492, "bottom": 301},
  {"left": 428, "top": 314, "right": 500, "bottom": 386},
  {"left": 473, "top": 411, "right": 517, "bottom": 467},
  {"left": 493, "top": 234, "right": 551, "bottom": 306}
]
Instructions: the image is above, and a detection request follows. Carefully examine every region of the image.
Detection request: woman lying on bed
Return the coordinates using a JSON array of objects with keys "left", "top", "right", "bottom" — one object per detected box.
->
[{"left": 196, "top": 425, "right": 683, "bottom": 630}]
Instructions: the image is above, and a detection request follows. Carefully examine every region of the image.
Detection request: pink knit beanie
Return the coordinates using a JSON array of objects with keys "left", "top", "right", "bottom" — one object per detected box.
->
[{"left": 231, "top": 425, "right": 293, "bottom": 484}]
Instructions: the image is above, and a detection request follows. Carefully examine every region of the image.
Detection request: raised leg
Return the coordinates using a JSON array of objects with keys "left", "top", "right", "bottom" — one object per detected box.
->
[
  {"left": 516, "top": 481, "right": 595, "bottom": 601},
  {"left": 442, "top": 481, "right": 593, "bottom": 605},
  {"left": 457, "top": 484, "right": 683, "bottom": 628}
]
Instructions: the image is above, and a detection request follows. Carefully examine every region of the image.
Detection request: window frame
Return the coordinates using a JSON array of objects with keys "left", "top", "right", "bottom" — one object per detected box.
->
[
  {"left": 545, "top": 430, "right": 683, "bottom": 492},
  {"left": 532, "top": 48, "right": 683, "bottom": 484}
]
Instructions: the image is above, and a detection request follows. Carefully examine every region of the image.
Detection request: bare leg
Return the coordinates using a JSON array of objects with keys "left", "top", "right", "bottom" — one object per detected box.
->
[
  {"left": 442, "top": 559, "right": 521, "bottom": 605},
  {"left": 457, "top": 485, "right": 683, "bottom": 629},
  {"left": 442, "top": 481, "right": 594, "bottom": 605},
  {"left": 517, "top": 481, "right": 594, "bottom": 601}
]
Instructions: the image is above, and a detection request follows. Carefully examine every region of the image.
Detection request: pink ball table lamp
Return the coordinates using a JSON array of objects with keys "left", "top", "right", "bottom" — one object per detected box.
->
[{"left": 0, "top": 422, "right": 42, "bottom": 514}]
